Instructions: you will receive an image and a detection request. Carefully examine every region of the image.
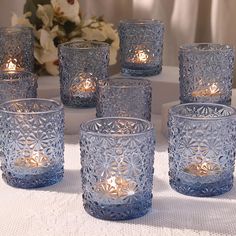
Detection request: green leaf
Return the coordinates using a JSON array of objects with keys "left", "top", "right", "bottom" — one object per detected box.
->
[{"left": 23, "top": 0, "right": 51, "bottom": 28}]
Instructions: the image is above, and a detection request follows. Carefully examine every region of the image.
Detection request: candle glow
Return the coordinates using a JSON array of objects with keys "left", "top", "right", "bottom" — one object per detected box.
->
[
  {"left": 96, "top": 176, "right": 137, "bottom": 198},
  {"left": 192, "top": 83, "right": 221, "bottom": 97},
  {"left": 128, "top": 47, "right": 150, "bottom": 64},
  {"left": 14, "top": 151, "right": 50, "bottom": 168},
  {"left": 135, "top": 49, "right": 149, "bottom": 64},
  {"left": 184, "top": 161, "right": 221, "bottom": 177},
  {"left": 71, "top": 79, "right": 96, "bottom": 93},
  {"left": 3, "top": 58, "right": 23, "bottom": 73},
  {"left": 70, "top": 72, "right": 97, "bottom": 96}
]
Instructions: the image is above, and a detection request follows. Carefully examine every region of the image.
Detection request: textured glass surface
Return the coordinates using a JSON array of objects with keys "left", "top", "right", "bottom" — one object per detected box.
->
[
  {"left": 59, "top": 41, "right": 109, "bottom": 107},
  {"left": 0, "top": 72, "right": 37, "bottom": 103},
  {"left": 0, "top": 27, "right": 34, "bottom": 72},
  {"left": 179, "top": 43, "right": 234, "bottom": 104},
  {"left": 0, "top": 99, "right": 64, "bottom": 189},
  {"left": 119, "top": 20, "right": 164, "bottom": 76},
  {"left": 96, "top": 78, "right": 152, "bottom": 121},
  {"left": 168, "top": 103, "right": 236, "bottom": 197},
  {"left": 80, "top": 117, "right": 155, "bottom": 220}
]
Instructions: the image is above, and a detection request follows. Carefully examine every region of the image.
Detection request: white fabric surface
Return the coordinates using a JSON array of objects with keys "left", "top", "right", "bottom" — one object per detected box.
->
[{"left": 1, "top": 118, "right": 236, "bottom": 236}]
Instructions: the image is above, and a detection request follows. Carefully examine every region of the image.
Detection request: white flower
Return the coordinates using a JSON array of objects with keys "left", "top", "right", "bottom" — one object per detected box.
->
[
  {"left": 11, "top": 1, "right": 119, "bottom": 74},
  {"left": 45, "top": 61, "right": 59, "bottom": 75},
  {"left": 82, "top": 22, "right": 119, "bottom": 65},
  {"left": 100, "top": 22, "right": 118, "bottom": 41},
  {"left": 100, "top": 23, "right": 119, "bottom": 65},
  {"left": 110, "top": 39, "right": 119, "bottom": 65},
  {"left": 36, "top": 4, "right": 54, "bottom": 28},
  {"left": 82, "top": 27, "right": 107, "bottom": 41},
  {"left": 34, "top": 29, "right": 58, "bottom": 64},
  {"left": 34, "top": 29, "right": 60, "bottom": 75},
  {"left": 51, "top": 0, "right": 80, "bottom": 24},
  {"left": 11, "top": 12, "right": 34, "bottom": 28}
]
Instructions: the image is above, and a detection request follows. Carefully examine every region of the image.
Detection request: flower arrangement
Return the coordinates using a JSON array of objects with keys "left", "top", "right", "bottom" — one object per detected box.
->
[{"left": 11, "top": 0, "right": 119, "bottom": 75}]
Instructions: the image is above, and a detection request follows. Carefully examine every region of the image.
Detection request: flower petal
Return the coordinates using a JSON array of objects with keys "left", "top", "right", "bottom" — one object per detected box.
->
[
  {"left": 11, "top": 12, "right": 34, "bottom": 28},
  {"left": 45, "top": 61, "right": 59, "bottom": 75},
  {"left": 51, "top": 0, "right": 80, "bottom": 24},
  {"left": 36, "top": 4, "right": 54, "bottom": 28}
]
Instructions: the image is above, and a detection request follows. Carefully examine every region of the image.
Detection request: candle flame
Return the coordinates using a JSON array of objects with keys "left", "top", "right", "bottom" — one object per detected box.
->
[
  {"left": 184, "top": 161, "right": 221, "bottom": 177},
  {"left": 5, "top": 59, "right": 18, "bottom": 71},
  {"left": 128, "top": 47, "right": 150, "bottom": 64},
  {"left": 14, "top": 151, "right": 50, "bottom": 168},
  {"left": 192, "top": 83, "right": 221, "bottom": 97},
  {"left": 136, "top": 49, "right": 149, "bottom": 63},
  {"left": 209, "top": 83, "right": 220, "bottom": 95},
  {"left": 97, "top": 176, "right": 137, "bottom": 198},
  {"left": 70, "top": 73, "right": 97, "bottom": 95}
]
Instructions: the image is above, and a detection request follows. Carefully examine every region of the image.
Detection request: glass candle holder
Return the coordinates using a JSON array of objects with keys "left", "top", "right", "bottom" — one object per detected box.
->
[
  {"left": 0, "top": 71, "right": 37, "bottom": 103},
  {"left": 96, "top": 78, "right": 152, "bottom": 121},
  {"left": 0, "top": 99, "right": 64, "bottom": 189},
  {"left": 58, "top": 41, "right": 109, "bottom": 108},
  {"left": 80, "top": 117, "right": 155, "bottom": 220},
  {"left": 179, "top": 43, "right": 235, "bottom": 105},
  {"left": 168, "top": 103, "right": 236, "bottom": 197},
  {"left": 118, "top": 20, "right": 164, "bottom": 77},
  {"left": 0, "top": 27, "right": 34, "bottom": 72}
]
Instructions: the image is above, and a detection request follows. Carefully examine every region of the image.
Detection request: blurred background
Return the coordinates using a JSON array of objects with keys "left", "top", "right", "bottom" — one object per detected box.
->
[{"left": 1, "top": 0, "right": 236, "bottom": 85}]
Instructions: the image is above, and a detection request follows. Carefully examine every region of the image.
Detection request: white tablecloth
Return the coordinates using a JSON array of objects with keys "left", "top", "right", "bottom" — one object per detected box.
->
[{"left": 1, "top": 117, "right": 236, "bottom": 236}]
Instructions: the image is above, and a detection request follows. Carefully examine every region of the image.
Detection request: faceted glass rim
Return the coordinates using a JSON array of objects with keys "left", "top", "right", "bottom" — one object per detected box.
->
[
  {"left": 169, "top": 103, "right": 236, "bottom": 120},
  {"left": 119, "top": 19, "right": 164, "bottom": 26},
  {"left": 0, "top": 98, "right": 63, "bottom": 115},
  {"left": 179, "top": 43, "right": 234, "bottom": 52},
  {"left": 0, "top": 26, "right": 33, "bottom": 33},
  {"left": 80, "top": 117, "right": 154, "bottom": 137},
  {"left": 59, "top": 40, "right": 110, "bottom": 50},
  {"left": 98, "top": 78, "right": 151, "bottom": 88},
  {"left": 0, "top": 71, "right": 38, "bottom": 82}
]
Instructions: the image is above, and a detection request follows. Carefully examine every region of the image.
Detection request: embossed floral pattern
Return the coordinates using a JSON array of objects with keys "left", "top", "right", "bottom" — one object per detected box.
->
[
  {"left": 119, "top": 20, "right": 164, "bottom": 76},
  {"left": 59, "top": 41, "right": 109, "bottom": 107},
  {"left": 0, "top": 72, "right": 37, "bottom": 103},
  {"left": 0, "top": 27, "right": 34, "bottom": 72},
  {"left": 80, "top": 117, "right": 155, "bottom": 220},
  {"left": 179, "top": 43, "right": 234, "bottom": 104},
  {"left": 96, "top": 78, "right": 152, "bottom": 121},
  {"left": 0, "top": 99, "right": 64, "bottom": 189},
  {"left": 168, "top": 103, "right": 236, "bottom": 197}
]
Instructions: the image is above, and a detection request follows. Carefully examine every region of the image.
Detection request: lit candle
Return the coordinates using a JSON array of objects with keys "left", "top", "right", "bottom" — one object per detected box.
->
[
  {"left": 3, "top": 58, "right": 23, "bottom": 73},
  {"left": 192, "top": 83, "right": 221, "bottom": 97},
  {"left": 135, "top": 49, "right": 149, "bottom": 64},
  {"left": 96, "top": 176, "right": 137, "bottom": 198},
  {"left": 70, "top": 72, "right": 97, "bottom": 96},
  {"left": 14, "top": 151, "right": 50, "bottom": 168},
  {"left": 128, "top": 47, "right": 150, "bottom": 64},
  {"left": 184, "top": 161, "right": 221, "bottom": 177}
]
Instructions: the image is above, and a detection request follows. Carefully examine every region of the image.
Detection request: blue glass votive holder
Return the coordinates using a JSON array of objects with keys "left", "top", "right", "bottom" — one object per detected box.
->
[
  {"left": 168, "top": 103, "right": 236, "bottom": 197},
  {"left": 96, "top": 78, "right": 152, "bottom": 121},
  {"left": 0, "top": 27, "right": 34, "bottom": 72},
  {"left": 179, "top": 43, "right": 235, "bottom": 105},
  {"left": 80, "top": 117, "right": 155, "bottom": 220},
  {"left": 0, "top": 99, "right": 64, "bottom": 189},
  {"left": 0, "top": 71, "right": 37, "bottom": 103},
  {"left": 118, "top": 20, "right": 164, "bottom": 76},
  {"left": 58, "top": 41, "right": 109, "bottom": 108}
]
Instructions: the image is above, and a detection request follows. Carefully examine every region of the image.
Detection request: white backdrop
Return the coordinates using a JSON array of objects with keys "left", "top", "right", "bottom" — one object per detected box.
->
[{"left": 1, "top": 0, "right": 236, "bottom": 83}]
